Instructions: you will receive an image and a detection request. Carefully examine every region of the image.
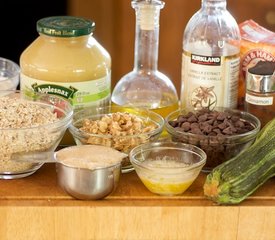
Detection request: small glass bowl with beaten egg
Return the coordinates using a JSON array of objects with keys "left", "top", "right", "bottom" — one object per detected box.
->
[{"left": 129, "top": 141, "right": 206, "bottom": 196}]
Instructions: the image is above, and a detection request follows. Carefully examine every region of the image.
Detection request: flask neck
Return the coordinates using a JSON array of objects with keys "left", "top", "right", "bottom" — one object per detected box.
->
[
  {"left": 132, "top": 1, "right": 164, "bottom": 72},
  {"left": 201, "top": 0, "right": 227, "bottom": 10}
]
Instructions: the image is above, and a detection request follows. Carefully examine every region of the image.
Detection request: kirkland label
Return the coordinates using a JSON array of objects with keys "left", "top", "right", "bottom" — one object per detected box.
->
[
  {"left": 181, "top": 51, "right": 240, "bottom": 111},
  {"left": 20, "top": 73, "right": 111, "bottom": 109},
  {"left": 191, "top": 54, "right": 221, "bottom": 66}
]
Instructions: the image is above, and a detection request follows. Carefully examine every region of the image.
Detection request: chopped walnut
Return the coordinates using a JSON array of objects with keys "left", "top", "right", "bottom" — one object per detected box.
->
[{"left": 79, "top": 112, "right": 158, "bottom": 166}]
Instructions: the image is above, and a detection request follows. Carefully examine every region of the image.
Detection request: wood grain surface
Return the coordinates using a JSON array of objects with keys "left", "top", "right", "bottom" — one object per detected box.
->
[{"left": 0, "top": 164, "right": 274, "bottom": 240}]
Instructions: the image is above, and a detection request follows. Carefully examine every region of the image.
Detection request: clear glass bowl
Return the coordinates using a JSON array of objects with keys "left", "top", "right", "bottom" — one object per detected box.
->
[
  {"left": 0, "top": 90, "right": 73, "bottom": 179},
  {"left": 165, "top": 108, "right": 261, "bottom": 172},
  {"left": 130, "top": 141, "right": 206, "bottom": 196},
  {"left": 69, "top": 105, "right": 164, "bottom": 173},
  {"left": 0, "top": 57, "right": 20, "bottom": 90}
]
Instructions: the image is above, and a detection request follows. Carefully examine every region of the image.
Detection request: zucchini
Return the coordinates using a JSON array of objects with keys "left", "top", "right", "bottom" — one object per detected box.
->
[{"left": 203, "top": 118, "right": 275, "bottom": 204}]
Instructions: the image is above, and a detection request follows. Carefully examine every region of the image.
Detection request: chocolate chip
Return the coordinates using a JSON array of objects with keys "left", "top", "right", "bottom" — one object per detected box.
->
[
  {"left": 206, "top": 119, "right": 214, "bottom": 125},
  {"left": 198, "top": 114, "right": 208, "bottom": 122},
  {"left": 213, "top": 128, "right": 221, "bottom": 134},
  {"left": 168, "top": 108, "right": 256, "bottom": 170},
  {"left": 181, "top": 122, "right": 191, "bottom": 131},
  {"left": 190, "top": 128, "right": 202, "bottom": 135},
  {"left": 186, "top": 112, "right": 194, "bottom": 118},
  {"left": 208, "top": 132, "right": 217, "bottom": 136},
  {"left": 202, "top": 124, "right": 212, "bottom": 134},
  {"left": 235, "top": 120, "right": 245, "bottom": 128},
  {"left": 222, "top": 127, "right": 234, "bottom": 135},
  {"left": 168, "top": 120, "right": 178, "bottom": 128},
  {"left": 231, "top": 115, "right": 239, "bottom": 122},
  {"left": 217, "top": 112, "right": 226, "bottom": 121},
  {"left": 190, "top": 122, "right": 199, "bottom": 129},
  {"left": 177, "top": 115, "right": 187, "bottom": 123},
  {"left": 218, "top": 122, "right": 227, "bottom": 130},
  {"left": 187, "top": 115, "right": 197, "bottom": 123}
]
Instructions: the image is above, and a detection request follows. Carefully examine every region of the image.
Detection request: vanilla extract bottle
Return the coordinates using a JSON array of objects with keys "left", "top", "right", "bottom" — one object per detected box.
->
[
  {"left": 181, "top": 0, "right": 241, "bottom": 111},
  {"left": 111, "top": 0, "right": 179, "bottom": 118}
]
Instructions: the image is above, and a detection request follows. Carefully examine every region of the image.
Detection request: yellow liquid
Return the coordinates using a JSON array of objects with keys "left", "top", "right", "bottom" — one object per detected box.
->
[
  {"left": 149, "top": 103, "right": 179, "bottom": 139},
  {"left": 111, "top": 102, "right": 179, "bottom": 118},
  {"left": 149, "top": 103, "right": 179, "bottom": 119},
  {"left": 111, "top": 91, "right": 179, "bottom": 119},
  {"left": 140, "top": 177, "right": 194, "bottom": 195}
]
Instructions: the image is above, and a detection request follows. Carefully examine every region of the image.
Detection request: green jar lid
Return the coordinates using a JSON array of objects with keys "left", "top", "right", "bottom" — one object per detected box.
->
[{"left": 37, "top": 16, "right": 95, "bottom": 37}]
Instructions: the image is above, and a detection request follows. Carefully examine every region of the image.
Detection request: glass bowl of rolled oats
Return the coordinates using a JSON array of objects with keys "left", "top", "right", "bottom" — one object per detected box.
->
[
  {"left": 0, "top": 90, "right": 73, "bottom": 179},
  {"left": 69, "top": 106, "right": 164, "bottom": 173}
]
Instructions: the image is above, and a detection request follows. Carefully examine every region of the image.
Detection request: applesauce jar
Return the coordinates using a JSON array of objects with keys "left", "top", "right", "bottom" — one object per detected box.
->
[{"left": 20, "top": 16, "right": 111, "bottom": 145}]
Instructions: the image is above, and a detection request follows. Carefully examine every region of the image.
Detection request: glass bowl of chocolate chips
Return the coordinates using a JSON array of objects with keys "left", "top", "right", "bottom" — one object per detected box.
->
[{"left": 165, "top": 108, "right": 261, "bottom": 172}]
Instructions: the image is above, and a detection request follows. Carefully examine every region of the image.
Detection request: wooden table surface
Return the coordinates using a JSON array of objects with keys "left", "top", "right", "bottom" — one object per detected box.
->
[{"left": 0, "top": 163, "right": 274, "bottom": 240}]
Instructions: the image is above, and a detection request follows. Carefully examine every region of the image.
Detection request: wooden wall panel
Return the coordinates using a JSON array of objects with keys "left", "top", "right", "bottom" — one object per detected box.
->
[{"left": 227, "top": 0, "right": 275, "bottom": 31}]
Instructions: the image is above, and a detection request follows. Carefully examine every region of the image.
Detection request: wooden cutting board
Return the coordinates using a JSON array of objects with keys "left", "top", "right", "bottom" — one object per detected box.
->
[{"left": 0, "top": 163, "right": 274, "bottom": 240}]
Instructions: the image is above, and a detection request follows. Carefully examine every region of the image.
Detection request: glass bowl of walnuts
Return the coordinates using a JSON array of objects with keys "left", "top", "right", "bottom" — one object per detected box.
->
[{"left": 69, "top": 105, "right": 164, "bottom": 173}]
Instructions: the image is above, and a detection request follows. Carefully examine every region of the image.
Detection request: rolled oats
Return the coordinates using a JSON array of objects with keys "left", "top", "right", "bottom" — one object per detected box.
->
[{"left": 0, "top": 97, "right": 60, "bottom": 173}]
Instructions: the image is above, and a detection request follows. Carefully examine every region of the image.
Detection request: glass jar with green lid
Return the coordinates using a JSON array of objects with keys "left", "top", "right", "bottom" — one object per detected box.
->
[
  {"left": 20, "top": 16, "right": 111, "bottom": 145},
  {"left": 20, "top": 16, "right": 111, "bottom": 110}
]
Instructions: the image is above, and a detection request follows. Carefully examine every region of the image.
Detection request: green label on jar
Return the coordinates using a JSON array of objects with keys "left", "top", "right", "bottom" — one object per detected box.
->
[
  {"left": 31, "top": 83, "right": 78, "bottom": 99},
  {"left": 20, "top": 73, "right": 111, "bottom": 109}
]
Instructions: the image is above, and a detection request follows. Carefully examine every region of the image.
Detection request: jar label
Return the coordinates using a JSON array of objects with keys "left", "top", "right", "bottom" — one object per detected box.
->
[
  {"left": 181, "top": 51, "right": 240, "bottom": 111},
  {"left": 20, "top": 73, "right": 111, "bottom": 109},
  {"left": 245, "top": 93, "right": 273, "bottom": 106}
]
